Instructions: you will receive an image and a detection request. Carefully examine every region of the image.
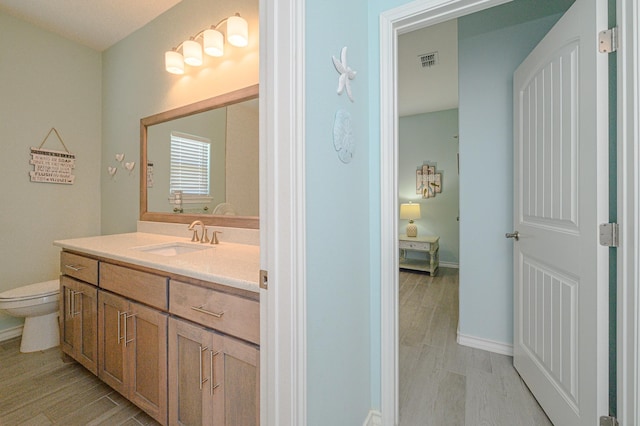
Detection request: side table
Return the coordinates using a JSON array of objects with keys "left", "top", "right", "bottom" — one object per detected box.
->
[{"left": 399, "top": 234, "right": 439, "bottom": 275}]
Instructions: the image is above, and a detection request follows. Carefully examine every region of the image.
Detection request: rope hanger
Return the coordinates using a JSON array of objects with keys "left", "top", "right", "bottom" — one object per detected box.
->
[{"left": 37, "top": 127, "right": 70, "bottom": 153}]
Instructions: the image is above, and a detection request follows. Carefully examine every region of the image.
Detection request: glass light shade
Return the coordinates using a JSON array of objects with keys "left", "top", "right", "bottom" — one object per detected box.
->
[
  {"left": 165, "top": 50, "right": 185, "bottom": 74},
  {"left": 183, "top": 39, "right": 203, "bottom": 66},
  {"left": 400, "top": 203, "right": 421, "bottom": 220},
  {"left": 226, "top": 15, "right": 248, "bottom": 47},
  {"left": 203, "top": 29, "right": 224, "bottom": 57}
]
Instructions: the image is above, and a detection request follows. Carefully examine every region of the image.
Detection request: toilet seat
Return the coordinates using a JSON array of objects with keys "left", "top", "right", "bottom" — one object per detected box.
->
[{"left": 0, "top": 279, "right": 59, "bottom": 301}]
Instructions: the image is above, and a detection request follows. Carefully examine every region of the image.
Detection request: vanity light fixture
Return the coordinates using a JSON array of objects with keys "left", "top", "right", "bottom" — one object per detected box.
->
[{"left": 165, "top": 13, "right": 249, "bottom": 75}]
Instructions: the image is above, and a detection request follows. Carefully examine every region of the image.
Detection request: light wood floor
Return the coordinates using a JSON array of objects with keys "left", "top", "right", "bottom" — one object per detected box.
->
[
  {"left": 0, "top": 337, "right": 160, "bottom": 425},
  {"left": 1, "top": 270, "right": 550, "bottom": 426},
  {"left": 399, "top": 268, "right": 553, "bottom": 425}
]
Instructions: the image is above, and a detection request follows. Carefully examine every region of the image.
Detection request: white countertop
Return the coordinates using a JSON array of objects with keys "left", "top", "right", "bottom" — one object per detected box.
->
[{"left": 54, "top": 232, "right": 260, "bottom": 293}]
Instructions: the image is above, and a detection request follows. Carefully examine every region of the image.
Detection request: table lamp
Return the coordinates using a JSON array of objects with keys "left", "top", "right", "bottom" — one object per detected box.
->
[{"left": 400, "top": 202, "right": 421, "bottom": 237}]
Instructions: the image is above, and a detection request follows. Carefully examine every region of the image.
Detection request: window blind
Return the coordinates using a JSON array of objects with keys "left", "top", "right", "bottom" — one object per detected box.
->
[{"left": 170, "top": 132, "right": 211, "bottom": 195}]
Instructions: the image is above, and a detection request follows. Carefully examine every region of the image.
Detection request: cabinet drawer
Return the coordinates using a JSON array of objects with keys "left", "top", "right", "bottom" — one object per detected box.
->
[
  {"left": 60, "top": 251, "right": 99, "bottom": 285},
  {"left": 99, "top": 263, "right": 168, "bottom": 311},
  {"left": 399, "top": 240, "right": 431, "bottom": 251},
  {"left": 170, "top": 280, "right": 259, "bottom": 345}
]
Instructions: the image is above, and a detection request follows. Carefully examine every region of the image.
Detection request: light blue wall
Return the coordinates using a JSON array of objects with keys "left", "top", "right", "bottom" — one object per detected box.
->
[
  {"left": 305, "top": 0, "right": 371, "bottom": 424},
  {"left": 0, "top": 12, "right": 101, "bottom": 333},
  {"left": 101, "top": 0, "right": 259, "bottom": 235},
  {"left": 399, "top": 109, "right": 460, "bottom": 265},
  {"left": 457, "top": 11, "right": 562, "bottom": 344}
]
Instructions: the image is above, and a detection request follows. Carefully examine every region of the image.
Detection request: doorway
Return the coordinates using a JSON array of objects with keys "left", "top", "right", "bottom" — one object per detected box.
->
[{"left": 386, "top": 0, "right": 577, "bottom": 424}]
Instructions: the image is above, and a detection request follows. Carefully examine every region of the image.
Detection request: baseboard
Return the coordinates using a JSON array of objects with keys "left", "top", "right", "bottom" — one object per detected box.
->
[
  {"left": 457, "top": 331, "right": 513, "bottom": 356},
  {"left": 439, "top": 261, "right": 459, "bottom": 269},
  {"left": 0, "top": 325, "right": 23, "bottom": 342},
  {"left": 363, "top": 409, "right": 382, "bottom": 426}
]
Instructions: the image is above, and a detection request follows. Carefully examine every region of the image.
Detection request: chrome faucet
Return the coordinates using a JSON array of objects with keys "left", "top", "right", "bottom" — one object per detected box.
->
[{"left": 187, "top": 220, "right": 209, "bottom": 243}]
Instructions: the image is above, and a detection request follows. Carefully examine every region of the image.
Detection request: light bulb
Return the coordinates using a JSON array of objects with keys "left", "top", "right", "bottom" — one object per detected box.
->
[
  {"left": 203, "top": 29, "right": 224, "bottom": 57},
  {"left": 165, "top": 50, "right": 184, "bottom": 74},
  {"left": 226, "top": 15, "right": 248, "bottom": 47},
  {"left": 183, "top": 39, "right": 203, "bottom": 66}
]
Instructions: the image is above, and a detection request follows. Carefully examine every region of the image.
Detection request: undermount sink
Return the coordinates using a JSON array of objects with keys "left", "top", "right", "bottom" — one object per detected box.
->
[{"left": 132, "top": 242, "right": 212, "bottom": 257}]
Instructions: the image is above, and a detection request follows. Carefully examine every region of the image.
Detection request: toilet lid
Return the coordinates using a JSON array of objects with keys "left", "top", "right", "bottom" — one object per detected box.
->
[{"left": 0, "top": 279, "right": 59, "bottom": 300}]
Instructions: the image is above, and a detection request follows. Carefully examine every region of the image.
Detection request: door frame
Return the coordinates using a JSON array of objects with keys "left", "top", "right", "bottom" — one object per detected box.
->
[
  {"left": 616, "top": 0, "right": 640, "bottom": 424},
  {"left": 259, "top": 0, "right": 307, "bottom": 426},
  {"left": 379, "top": 1, "right": 513, "bottom": 423},
  {"left": 379, "top": 0, "right": 639, "bottom": 424}
]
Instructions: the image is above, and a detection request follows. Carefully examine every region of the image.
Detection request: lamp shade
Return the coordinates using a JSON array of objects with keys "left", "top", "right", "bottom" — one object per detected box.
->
[
  {"left": 226, "top": 15, "right": 248, "bottom": 47},
  {"left": 183, "top": 39, "right": 203, "bottom": 66},
  {"left": 400, "top": 203, "right": 421, "bottom": 220},
  {"left": 400, "top": 203, "right": 421, "bottom": 237},
  {"left": 165, "top": 50, "right": 185, "bottom": 74},
  {"left": 203, "top": 29, "right": 224, "bottom": 56}
]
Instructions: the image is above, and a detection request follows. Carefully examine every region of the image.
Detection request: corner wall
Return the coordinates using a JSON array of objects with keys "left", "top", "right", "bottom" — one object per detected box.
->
[{"left": 0, "top": 12, "right": 101, "bottom": 333}]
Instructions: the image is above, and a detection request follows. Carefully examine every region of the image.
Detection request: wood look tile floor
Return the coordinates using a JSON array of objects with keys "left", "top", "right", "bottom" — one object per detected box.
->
[
  {"left": 399, "top": 268, "right": 553, "bottom": 425},
  {"left": 0, "top": 338, "right": 160, "bottom": 426}
]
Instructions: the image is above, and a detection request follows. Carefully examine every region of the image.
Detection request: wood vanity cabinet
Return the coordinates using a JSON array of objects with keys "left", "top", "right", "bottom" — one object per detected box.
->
[
  {"left": 58, "top": 249, "right": 259, "bottom": 426},
  {"left": 59, "top": 252, "right": 99, "bottom": 375},
  {"left": 168, "top": 279, "right": 260, "bottom": 426},
  {"left": 98, "top": 265, "right": 169, "bottom": 425},
  {"left": 60, "top": 276, "right": 98, "bottom": 375},
  {"left": 168, "top": 317, "right": 259, "bottom": 426}
]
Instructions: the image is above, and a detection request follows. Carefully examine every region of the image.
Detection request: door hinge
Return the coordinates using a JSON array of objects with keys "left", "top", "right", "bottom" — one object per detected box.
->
[
  {"left": 599, "top": 27, "right": 618, "bottom": 53},
  {"left": 599, "top": 223, "right": 619, "bottom": 247},
  {"left": 259, "top": 269, "right": 268, "bottom": 290},
  {"left": 600, "top": 415, "right": 619, "bottom": 426}
]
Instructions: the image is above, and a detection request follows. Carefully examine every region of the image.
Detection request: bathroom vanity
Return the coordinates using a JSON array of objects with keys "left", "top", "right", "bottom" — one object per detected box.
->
[{"left": 55, "top": 231, "right": 260, "bottom": 426}]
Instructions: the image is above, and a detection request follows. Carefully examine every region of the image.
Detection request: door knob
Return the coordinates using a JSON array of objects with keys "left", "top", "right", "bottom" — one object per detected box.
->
[{"left": 505, "top": 231, "right": 520, "bottom": 241}]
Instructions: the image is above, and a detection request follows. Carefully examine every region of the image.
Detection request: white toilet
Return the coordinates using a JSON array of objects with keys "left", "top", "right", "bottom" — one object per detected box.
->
[{"left": 0, "top": 279, "right": 60, "bottom": 353}]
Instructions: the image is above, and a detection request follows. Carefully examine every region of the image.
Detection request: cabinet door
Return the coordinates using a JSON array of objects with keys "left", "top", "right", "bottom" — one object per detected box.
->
[
  {"left": 59, "top": 276, "right": 98, "bottom": 375},
  {"left": 168, "top": 317, "right": 213, "bottom": 426},
  {"left": 128, "top": 301, "right": 168, "bottom": 425},
  {"left": 60, "top": 277, "right": 76, "bottom": 357},
  {"left": 212, "top": 333, "right": 259, "bottom": 426},
  {"left": 97, "top": 290, "right": 128, "bottom": 395},
  {"left": 74, "top": 280, "right": 98, "bottom": 375}
]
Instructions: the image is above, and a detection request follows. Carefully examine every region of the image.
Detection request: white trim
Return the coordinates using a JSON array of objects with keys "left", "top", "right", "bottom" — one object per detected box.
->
[
  {"left": 363, "top": 410, "right": 382, "bottom": 426},
  {"left": 617, "top": 0, "right": 639, "bottom": 423},
  {"left": 457, "top": 332, "right": 514, "bottom": 356},
  {"left": 380, "top": 1, "right": 514, "bottom": 424},
  {"left": 0, "top": 325, "right": 22, "bottom": 342},
  {"left": 259, "top": 0, "right": 306, "bottom": 425},
  {"left": 439, "top": 261, "right": 459, "bottom": 269}
]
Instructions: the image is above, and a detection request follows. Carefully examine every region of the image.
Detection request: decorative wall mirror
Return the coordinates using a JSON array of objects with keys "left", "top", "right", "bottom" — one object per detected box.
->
[{"left": 140, "top": 84, "right": 259, "bottom": 229}]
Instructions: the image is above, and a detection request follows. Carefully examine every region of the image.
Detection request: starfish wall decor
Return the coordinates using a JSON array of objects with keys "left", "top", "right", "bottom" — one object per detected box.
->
[{"left": 332, "top": 46, "right": 357, "bottom": 102}]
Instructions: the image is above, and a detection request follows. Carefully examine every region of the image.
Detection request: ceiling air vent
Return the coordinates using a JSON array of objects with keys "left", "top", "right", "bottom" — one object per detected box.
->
[{"left": 418, "top": 51, "right": 438, "bottom": 68}]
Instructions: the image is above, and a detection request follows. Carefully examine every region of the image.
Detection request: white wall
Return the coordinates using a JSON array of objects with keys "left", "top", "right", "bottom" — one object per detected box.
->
[
  {"left": 0, "top": 12, "right": 102, "bottom": 332},
  {"left": 101, "top": 0, "right": 259, "bottom": 235}
]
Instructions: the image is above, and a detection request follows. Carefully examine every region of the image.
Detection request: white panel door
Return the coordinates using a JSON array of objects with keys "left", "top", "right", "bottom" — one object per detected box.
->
[{"left": 512, "top": 0, "right": 609, "bottom": 425}]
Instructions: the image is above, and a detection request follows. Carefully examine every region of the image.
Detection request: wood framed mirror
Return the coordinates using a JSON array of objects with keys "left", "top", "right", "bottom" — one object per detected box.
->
[{"left": 140, "top": 84, "right": 259, "bottom": 229}]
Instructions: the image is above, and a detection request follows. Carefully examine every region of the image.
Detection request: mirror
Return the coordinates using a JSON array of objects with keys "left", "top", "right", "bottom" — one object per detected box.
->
[{"left": 140, "top": 84, "right": 259, "bottom": 229}]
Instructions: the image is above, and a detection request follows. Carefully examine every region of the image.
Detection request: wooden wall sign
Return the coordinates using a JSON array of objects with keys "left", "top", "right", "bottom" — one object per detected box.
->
[{"left": 29, "top": 128, "right": 76, "bottom": 185}]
